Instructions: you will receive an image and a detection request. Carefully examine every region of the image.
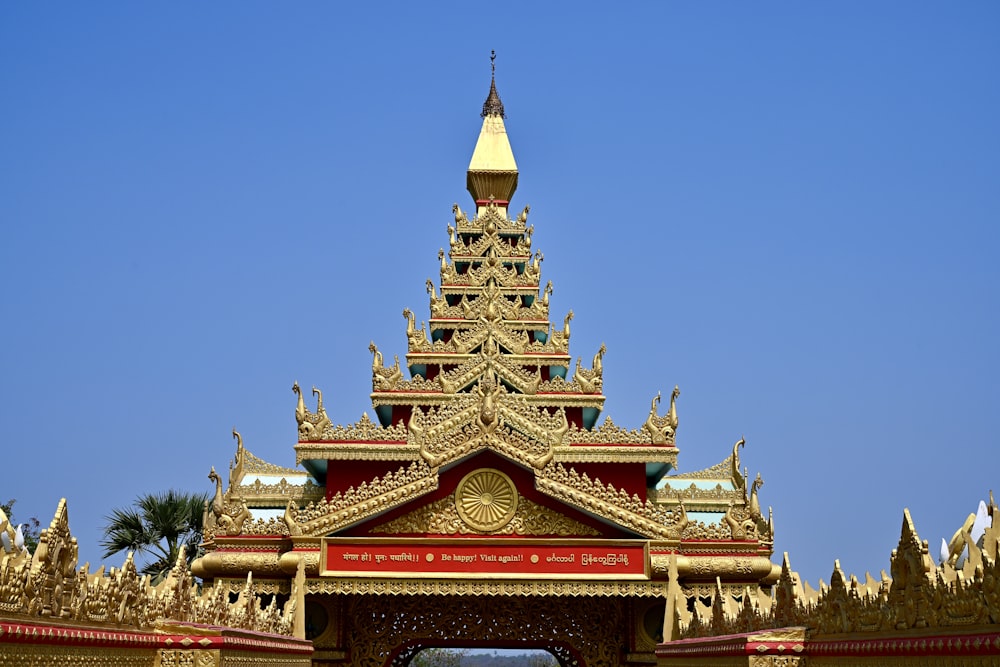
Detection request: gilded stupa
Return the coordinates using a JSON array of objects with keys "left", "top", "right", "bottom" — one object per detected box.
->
[{"left": 192, "top": 55, "right": 779, "bottom": 667}]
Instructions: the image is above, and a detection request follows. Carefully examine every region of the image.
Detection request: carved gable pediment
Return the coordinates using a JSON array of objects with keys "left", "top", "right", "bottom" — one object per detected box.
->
[{"left": 367, "top": 475, "right": 601, "bottom": 537}]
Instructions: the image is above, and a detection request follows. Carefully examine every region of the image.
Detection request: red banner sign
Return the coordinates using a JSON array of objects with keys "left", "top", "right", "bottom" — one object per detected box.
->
[{"left": 321, "top": 539, "right": 648, "bottom": 579}]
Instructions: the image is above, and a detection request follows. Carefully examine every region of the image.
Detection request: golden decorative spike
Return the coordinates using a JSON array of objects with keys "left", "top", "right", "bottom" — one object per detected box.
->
[{"left": 228, "top": 427, "right": 246, "bottom": 492}]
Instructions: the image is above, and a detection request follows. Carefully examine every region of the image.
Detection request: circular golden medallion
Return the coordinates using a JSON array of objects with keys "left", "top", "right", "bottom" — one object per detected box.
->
[{"left": 455, "top": 468, "right": 518, "bottom": 532}]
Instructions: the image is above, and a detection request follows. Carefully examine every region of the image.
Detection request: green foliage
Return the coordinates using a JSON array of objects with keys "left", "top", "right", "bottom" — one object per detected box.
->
[
  {"left": 1, "top": 498, "right": 41, "bottom": 553},
  {"left": 100, "top": 490, "right": 208, "bottom": 583},
  {"left": 526, "top": 654, "right": 559, "bottom": 667},
  {"left": 410, "top": 647, "right": 468, "bottom": 667}
]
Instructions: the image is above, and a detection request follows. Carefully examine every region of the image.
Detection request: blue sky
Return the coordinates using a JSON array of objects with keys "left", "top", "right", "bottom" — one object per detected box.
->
[{"left": 1, "top": 3, "right": 997, "bottom": 587}]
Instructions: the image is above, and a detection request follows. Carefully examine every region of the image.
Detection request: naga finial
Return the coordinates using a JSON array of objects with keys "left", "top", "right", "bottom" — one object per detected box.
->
[
  {"left": 731, "top": 436, "right": 746, "bottom": 492},
  {"left": 667, "top": 385, "right": 680, "bottom": 431},
  {"left": 517, "top": 205, "right": 530, "bottom": 225},
  {"left": 229, "top": 428, "right": 246, "bottom": 492}
]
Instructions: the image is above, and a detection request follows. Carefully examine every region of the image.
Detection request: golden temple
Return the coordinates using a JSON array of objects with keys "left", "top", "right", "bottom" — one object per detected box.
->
[
  {"left": 3, "top": 57, "right": 996, "bottom": 667},
  {"left": 189, "top": 55, "right": 780, "bottom": 666}
]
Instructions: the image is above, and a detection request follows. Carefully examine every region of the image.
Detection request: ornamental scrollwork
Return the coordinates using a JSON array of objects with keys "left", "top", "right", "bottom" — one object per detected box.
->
[
  {"left": 0, "top": 499, "right": 299, "bottom": 636},
  {"left": 672, "top": 493, "right": 1000, "bottom": 640},
  {"left": 345, "top": 594, "right": 625, "bottom": 667},
  {"left": 536, "top": 463, "right": 687, "bottom": 540},
  {"left": 285, "top": 461, "right": 438, "bottom": 537}
]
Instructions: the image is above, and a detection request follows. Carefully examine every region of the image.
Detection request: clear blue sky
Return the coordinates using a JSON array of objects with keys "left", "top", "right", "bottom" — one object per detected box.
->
[{"left": 1, "top": 3, "right": 997, "bottom": 587}]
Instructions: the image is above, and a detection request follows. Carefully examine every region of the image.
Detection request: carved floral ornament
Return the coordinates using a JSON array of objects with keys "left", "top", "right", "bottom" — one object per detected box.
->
[{"left": 454, "top": 468, "right": 518, "bottom": 532}]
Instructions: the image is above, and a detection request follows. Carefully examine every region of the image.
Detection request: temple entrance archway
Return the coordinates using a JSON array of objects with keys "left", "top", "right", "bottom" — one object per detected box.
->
[{"left": 309, "top": 594, "right": 639, "bottom": 667}]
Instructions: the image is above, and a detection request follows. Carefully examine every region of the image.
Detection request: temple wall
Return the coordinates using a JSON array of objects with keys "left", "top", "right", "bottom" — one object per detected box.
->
[
  {"left": 656, "top": 625, "right": 1000, "bottom": 666},
  {"left": 0, "top": 618, "right": 313, "bottom": 667}
]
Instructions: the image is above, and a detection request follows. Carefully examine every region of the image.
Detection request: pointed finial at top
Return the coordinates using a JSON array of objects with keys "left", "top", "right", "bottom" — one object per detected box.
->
[{"left": 481, "top": 50, "right": 505, "bottom": 119}]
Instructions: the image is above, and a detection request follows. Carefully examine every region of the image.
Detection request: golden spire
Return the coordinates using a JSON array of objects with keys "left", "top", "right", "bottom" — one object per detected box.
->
[{"left": 467, "top": 50, "right": 518, "bottom": 207}]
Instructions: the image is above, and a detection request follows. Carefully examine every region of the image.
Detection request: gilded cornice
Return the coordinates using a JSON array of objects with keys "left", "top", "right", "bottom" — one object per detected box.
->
[
  {"left": 552, "top": 446, "right": 678, "bottom": 465},
  {"left": 233, "top": 478, "right": 325, "bottom": 508},
  {"left": 370, "top": 387, "right": 605, "bottom": 408},
  {"left": 564, "top": 419, "right": 676, "bottom": 447},
  {"left": 398, "top": 351, "right": 569, "bottom": 370},
  {"left": 306, "top": 577, "right": 668, "bottom": 598},
  {"left": 204, "top": 575, "right": 670, "bottom": 599},
  {"left": 667, "top": 454, "right": 735, "bottom": 481},
  {"left": 240, "top": 450, "right": 305, "bottom": 478},
  {"left": 294, "top": 443, "right": 419, "bottom": 464},
  {"left": 655, "top": 483, "right": 740, "bottom": 501}
]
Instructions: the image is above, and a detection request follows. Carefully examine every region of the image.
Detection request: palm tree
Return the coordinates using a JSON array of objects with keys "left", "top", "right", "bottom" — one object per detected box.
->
[{"left": 100, "top": 490, "right": 208, "bottom": 583}]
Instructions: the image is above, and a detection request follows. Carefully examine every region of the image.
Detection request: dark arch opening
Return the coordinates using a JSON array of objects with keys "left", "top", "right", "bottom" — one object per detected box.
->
[{"left": 392, "top": 640, "right": 581, "bottom": 667}]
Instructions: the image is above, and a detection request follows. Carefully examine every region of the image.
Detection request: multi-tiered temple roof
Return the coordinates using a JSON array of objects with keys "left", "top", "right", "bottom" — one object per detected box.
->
[{"left": 193, "top": 62, "right": 779, "bottom": 632}]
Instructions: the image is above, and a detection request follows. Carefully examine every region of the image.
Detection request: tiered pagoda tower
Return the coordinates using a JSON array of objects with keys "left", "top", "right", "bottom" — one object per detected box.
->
[{"left": 193, "top": 60, "right": 780, "bottom": 667}]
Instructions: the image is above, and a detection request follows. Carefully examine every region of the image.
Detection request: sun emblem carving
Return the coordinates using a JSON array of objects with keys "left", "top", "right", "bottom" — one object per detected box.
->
[{"left": 455, "top": 468, "right": 519, "bottom": 532}]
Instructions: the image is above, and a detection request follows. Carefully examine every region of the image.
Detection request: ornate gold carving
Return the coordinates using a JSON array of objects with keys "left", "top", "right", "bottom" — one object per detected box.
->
[
  {"left": 1, "top": 499, "right": 300, "bottom": 637},
  {"left": 155, "top": 649, "right": 220, "bottom": 667},
  {"left": 664, "top": 454, "right": 735, "bottom": 481},
  {"left": 549, "top": 310, "right": 573, "bottom": 353},
  {"left": 370, "top": 493, "right": 600, "bottom": 537},
  {"left": 309, "top": 577, "right": 668, "bottom": 599},
  {"left": 560, "top": 418, "right": 656, "bottom": 446},
  {"left": 643, "top": 385, "right": 680, "bottom": 445},
  {"left": 294, "top": 413, "right": 409, "bottom": 449},
  {"left": 454, "top": 468, "right": 518, "bottom": 532},
  {"left": 206, "top": 467, "right": 252, "bottom": 538},
  {"left": 572, "top": 343, "right": 605, "bottom": 394},
  {"left": 536, "top": 463, "right": 687, "bottom": 539},
  {"left": 403, "top": 308, "right": 431, "bottom": 352},
  {"left": 0, "top": 504, "right": 30, "bottom": 568},
  {"left": 671, "top": 495, "right": 1000, "bottom": 642},
  {"left": 369, "top": 341, "right": 402, "bottom": 390},
  {"left": 405, "top": 376, "right": 566, "bottom": 471},
  {"left": 233, "top": 478, "right": 324, "bottom": 509},
  {"left": 286, "top": 461, "right": 438, "bottom": 537},
  {"left": 292, "top": 381, "right": 331, "bottom": 440},
  {"left": 344, "top": 593, "right": 624, "bottom": 667}
]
